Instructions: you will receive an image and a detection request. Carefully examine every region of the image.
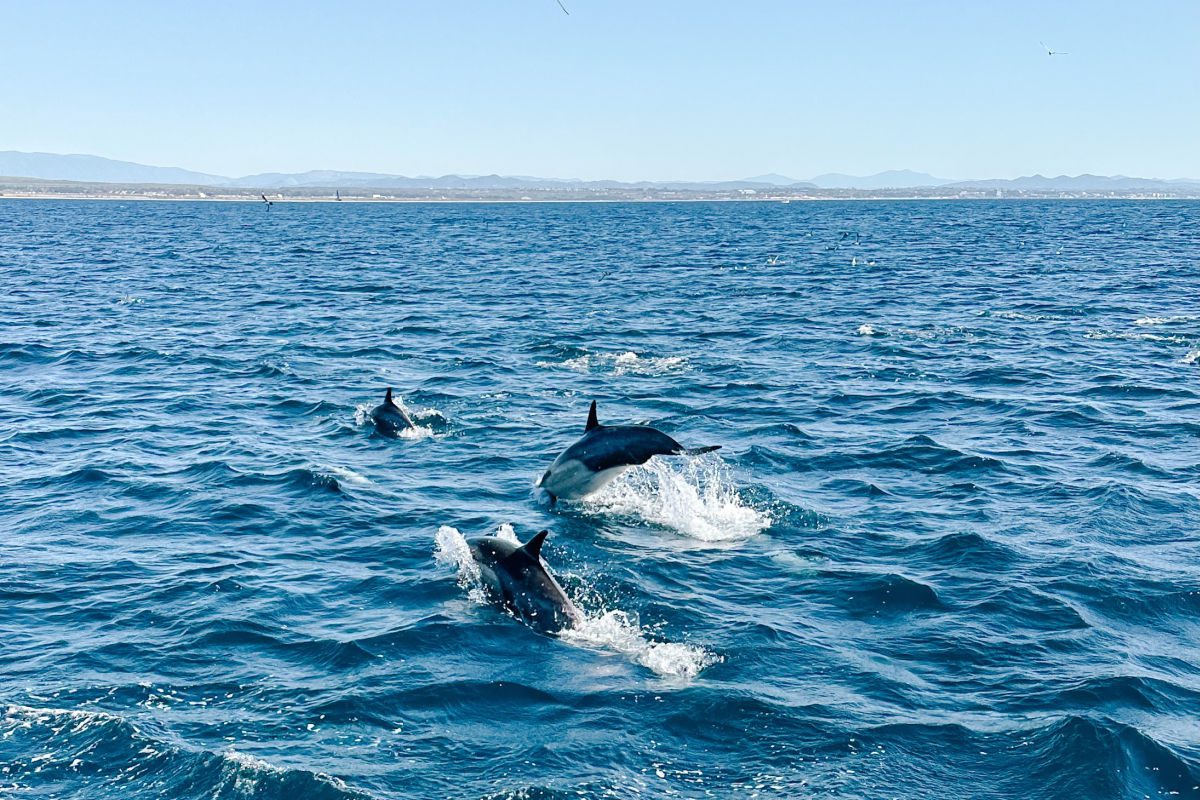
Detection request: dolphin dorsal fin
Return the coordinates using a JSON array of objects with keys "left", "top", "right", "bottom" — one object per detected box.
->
[
  {"left": 385, "top": 387, "right": 395, "bottom": 406},
  {"left": 586, "top": 401, "right": 600, "bottom": 431},
  {"left": 519, "top": 530, "right": 550, "bottom": 561}
]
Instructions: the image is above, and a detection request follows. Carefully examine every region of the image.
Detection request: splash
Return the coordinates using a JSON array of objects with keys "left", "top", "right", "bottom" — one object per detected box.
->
[
  {"left": 433, "top": 526, "right": 718, "bottom": 680},
  {"left": 561, "top": 611, "right": 720, "bottom": 680},
  {"left": 856, "top": 324, "right": 877, "bottom": 336},
  {"left": 434, "top": 525, "right": 486, "bottom": 604},
  {"left": 1183, "top": 350, "right": 1200, "bottom": 365},
  {"left": 537, "top": 350, "right": 689, "bottom": 376},
  {"left": 580, "top": 454, "right": 769, "bottom": 542}
]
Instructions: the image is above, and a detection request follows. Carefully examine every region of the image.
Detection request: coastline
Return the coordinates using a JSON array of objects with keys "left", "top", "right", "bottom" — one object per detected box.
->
[{"left": 2, "top": 191, "right": 1197, "bottom": 203}]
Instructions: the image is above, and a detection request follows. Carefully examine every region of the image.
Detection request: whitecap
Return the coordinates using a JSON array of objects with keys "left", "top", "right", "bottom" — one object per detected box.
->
[
  {"left": 536, "top": 350, "right": 689, "bottom": 377},
  {"left": 1183, "top": 350, "right": 1200, "bottom": 365},
  {"left": 980, "top": 309, "right": 1058, "bottom": 322},
  {"left": 856, "top": 324, "right": 877, "bottom": 336},
  {"left": 1135, "top": 315, "right": 1196, "bottom": 326},
  {"left": 1084, "top": 330, "right": 1188, "bottom": 344},
  {"left": 325, "top": 465, "right": 371, "bottom": 486},
  {"left": 580, "top": 454, "right": 769, "bottom": 542}
]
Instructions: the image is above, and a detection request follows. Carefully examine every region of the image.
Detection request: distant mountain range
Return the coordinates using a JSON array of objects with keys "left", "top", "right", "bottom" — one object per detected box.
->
[
  {"left": 2, "top": 151, "right": 1198, "bottom": 192},
  {"left": 0, "top": 151, "right": 225, "bottom": 185}
]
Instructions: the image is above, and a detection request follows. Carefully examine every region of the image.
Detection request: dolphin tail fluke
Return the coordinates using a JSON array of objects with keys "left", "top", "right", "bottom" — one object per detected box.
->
[
  {"left": 683, "top": 445, "right": 722, "bottom": 456},
  {"left": 586, "top": 400, "right": 600, "bottom": 431}
]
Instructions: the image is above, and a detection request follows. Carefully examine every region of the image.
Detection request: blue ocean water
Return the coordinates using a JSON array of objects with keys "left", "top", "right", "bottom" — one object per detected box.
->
[{"left": 1, "top": 198, "right": 1198, "bottom": 799}]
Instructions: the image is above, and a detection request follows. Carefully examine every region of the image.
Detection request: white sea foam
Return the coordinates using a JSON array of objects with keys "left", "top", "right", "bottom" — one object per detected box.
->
[
  {"left": 580, "top": 455, "right": 769, "bottom": 542},
  {"left": 216, "top": 749, "right": 355, "bottom": 797},
  {"left": 1135, "top": 315, "right": 1196, "bottom": 326},
  {"left": 325, "top": 465, "right": 371, "bottom": 485},
  {"left": 981, "top": 309, "right": 1058, "bottom": 322},
  {"left": 3, "top": 703, "right": 122, "bottom": 736},
  {"left": 856, "top": 324, "right": 877, "bottom": 336},
  {"left": 537, "top": 350, "right": 689, "bottom": 377},
  {"left": 433, "top": 526, "right": 718, "bottom": 680},
  {"left": 1084, "top": 330, "right": 1188, "bottom": 344},
  {"left": 561, "top": 611, "right": 720, "bottom": 680},
  {"left": 353, "top": 398, "right": 442, "bottom": 439},
  {"left": 1183, "top": 349, "right": 1200, "bottom": 365}
]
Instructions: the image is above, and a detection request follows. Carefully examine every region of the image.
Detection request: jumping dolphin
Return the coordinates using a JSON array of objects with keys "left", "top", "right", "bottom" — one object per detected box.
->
[
  {"left": 467, "top": 529, "right": 583, "bottom": 634},
  {"left": 537, "top": 401, "right": 721, "bottom": 502},
  {"left": 370, "top": 388, "right": 415, "bottom": 437}
]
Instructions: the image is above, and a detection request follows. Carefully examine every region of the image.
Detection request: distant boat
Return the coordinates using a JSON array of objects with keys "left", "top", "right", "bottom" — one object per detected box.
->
[{"left": 336, "top": 190, "right": 342, "bottom": 201}]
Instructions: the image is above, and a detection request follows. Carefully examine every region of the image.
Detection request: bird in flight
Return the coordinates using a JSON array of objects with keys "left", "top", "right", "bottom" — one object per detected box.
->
[
  {"left": 261, "top": 193, "right": 274, "bottom": 211},
  {"left": 1040, "top": 41, "right": 1068, "bottom": 56}
]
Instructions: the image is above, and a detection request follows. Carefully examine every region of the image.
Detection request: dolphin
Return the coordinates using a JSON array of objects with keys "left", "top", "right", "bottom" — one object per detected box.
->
[
  {"left": 467, "top": 529, "right": 584, "bottom": 634},
  {"left": 537, "top": 401, "right": 721, "bottom": 502},
  {"left": 370, "top": 388, "right": 415, "bottom": 437}
]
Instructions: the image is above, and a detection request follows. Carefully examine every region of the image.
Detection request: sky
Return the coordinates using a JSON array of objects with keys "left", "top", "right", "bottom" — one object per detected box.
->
[{"left": 2, "top": 1, "right": 1198, "bottom": 181}]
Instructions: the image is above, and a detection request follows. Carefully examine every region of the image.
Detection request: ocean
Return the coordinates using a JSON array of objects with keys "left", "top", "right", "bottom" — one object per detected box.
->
[{"left": 1, "top": 198, "right": 1198, "bottom": 799}]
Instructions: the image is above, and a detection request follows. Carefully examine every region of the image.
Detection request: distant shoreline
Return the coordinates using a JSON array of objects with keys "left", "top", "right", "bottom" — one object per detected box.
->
[{"left": 2, "top": 192, "right": 1197, "bottom": 203}]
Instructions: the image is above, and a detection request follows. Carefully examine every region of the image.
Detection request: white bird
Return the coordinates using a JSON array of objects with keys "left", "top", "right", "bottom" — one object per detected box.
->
[{"left": 1040, "top": 41, "right": 1068, "bottom": 56}]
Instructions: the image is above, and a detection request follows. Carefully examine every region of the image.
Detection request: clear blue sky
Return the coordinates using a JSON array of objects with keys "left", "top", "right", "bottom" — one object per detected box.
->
[{"left": 3, "top": 1, "right": 1197, "bottom": 180}]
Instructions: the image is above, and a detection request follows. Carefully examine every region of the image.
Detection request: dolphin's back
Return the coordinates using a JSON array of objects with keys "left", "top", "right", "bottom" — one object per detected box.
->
[
  {"left": 566, "top": 425, "right": 684, "bottom": 473},
  {"left": 468, "top": 536, "right": 582, "bottom": 633},
  {"left": 370, "top": 389, "right": 414, "bottom": 436}
]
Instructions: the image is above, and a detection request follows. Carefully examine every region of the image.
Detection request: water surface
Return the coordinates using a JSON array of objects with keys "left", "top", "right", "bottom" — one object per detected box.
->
[{"left": 2, "top": 199, "right": 1198, "bottom": 798}]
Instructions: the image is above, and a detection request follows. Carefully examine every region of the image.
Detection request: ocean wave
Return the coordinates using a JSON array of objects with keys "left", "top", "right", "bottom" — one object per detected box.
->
[
  {"left": 826, "top": 435, "right": 1009, "bottom": 476},
  {"left": 830, "top": 570, "right": 945, "bottom": 617},
  {"left": 434, "top": 525, "right": 718, "bottom": 679},
  {"left": 576, "top": 454, "right": 769, "bottom": 542},
  {"left": 857, "top": 715, "right": 1200, "bottom": 797},
  {"left": 0, "top": 704, "right": 369, "bottom": 800}
]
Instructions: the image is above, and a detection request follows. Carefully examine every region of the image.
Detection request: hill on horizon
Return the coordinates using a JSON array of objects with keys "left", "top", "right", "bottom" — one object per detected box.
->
[{"left": 1, "top": 151, "right": 1197, "bottom": 193}]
